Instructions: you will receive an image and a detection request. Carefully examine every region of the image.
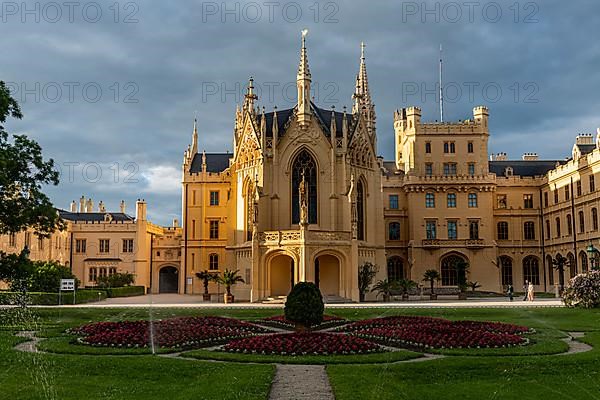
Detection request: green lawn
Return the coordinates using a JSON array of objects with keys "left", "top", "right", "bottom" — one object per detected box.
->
[{"left": 1, "top": 306, "right": 599, "bottom": 399}]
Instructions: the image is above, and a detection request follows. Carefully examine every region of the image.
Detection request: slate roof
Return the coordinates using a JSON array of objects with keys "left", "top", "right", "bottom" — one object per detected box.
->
[
  {"left": 382, "top": 161, "right": 403, "bottom": 176},
  {"left": 489, "top": 160, "right": 565, "bottom": 177},
  {"left": 57, "top": 209, "right": 135, "bottom": 222},
  {"left": 189, "top": 153, "right": 231, "bottom": 173},
  {"left": 576, "top": 144, "right": 596, "bottom": 155},
  {"left": 262, "top": 103, "right": 356, "bottom": 139}
]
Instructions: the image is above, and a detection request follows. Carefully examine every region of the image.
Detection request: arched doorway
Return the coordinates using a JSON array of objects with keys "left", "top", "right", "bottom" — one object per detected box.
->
[
  {"left": 270, "top": 254, "right": 295, "bottom": 297},
  {"left": 159, "top": 266, "right": 178, "bottom": 293},
  {"left": 315, "top": 254, "right": 340, "bottom": 296}
]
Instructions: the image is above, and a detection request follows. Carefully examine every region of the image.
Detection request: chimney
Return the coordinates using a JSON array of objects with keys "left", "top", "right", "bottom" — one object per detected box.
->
[
  {"left": 70, "top": 200, "right": 77, "bottom": 213},
  {"left": 136, "top": 199, "right": 147, "bottom": 221},
  {"left": 493, "top": 152, "right": 508, "bottom": 161},
  {"left": 172, "top": 218, "right": 180, "bottom": 228},
  {"left": 79, "top": 196, "right": 85, "bottom": 213},
  {"left": 120, "top": 200, "right": 126, "bottom": 213},
  {"left": 576, "top": 133, "right": 594, "bottom": 145},
  {"left": 85, "top": 198, "right": 94, "bottom": 213},
  {"left": 522, "top": 153, "right": 539, "bottom": 161},
  {"left": 98, "top": 201, "right": 106, "bottom": 213}
]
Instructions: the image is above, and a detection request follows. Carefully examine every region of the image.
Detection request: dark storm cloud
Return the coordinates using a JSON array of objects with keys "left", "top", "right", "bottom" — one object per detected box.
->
[{"left": 2, "top": 0, "right": 600, "bottom": 224}]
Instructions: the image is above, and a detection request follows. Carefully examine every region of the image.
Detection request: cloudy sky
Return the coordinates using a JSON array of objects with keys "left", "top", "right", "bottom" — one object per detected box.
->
[{"left": 3, "top": 0, "right": 600, "bottom": 225}]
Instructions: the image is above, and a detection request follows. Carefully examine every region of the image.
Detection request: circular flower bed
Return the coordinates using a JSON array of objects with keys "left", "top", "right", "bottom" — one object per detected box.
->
[
  {"left": 69, "top": 316, "right": 268, "bottom": 349},
  {"left": 257, "top": 315, "right": 348, "bottom": 330},
  {"left": 222, "top": 332, "right": 383, "bottom": 355},
  {"left": 340, "top": 316, "right": 531, "bottom": 349}
]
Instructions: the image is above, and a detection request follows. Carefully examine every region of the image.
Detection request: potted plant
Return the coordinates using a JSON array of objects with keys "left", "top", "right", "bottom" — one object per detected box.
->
[
  {"left": 371, "top": 279, "right": 397, "bottom": 302},
  {"left": 397, "top": 279, "right": 417, "bottom": 301},
  {"left": 215, "top": 269, "right": 244, "bottom": 303},
  {"left": 456, "top": 260, "right": 470, "bottom": 300},
  {"left": 358, "top": 262, "right": 379, "bottom": 302},
  {"left": 195, "top": 270, "right": 217, "bottom": 301},
  {"left": 422, "top": 269, "right": 441, "bottom": 300},
  {"left": 468, "top": 281, "right": 482, "bottom": 293}
]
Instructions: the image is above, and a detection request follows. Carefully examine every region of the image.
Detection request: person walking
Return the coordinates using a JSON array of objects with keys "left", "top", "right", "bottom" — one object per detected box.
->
[
  {"left": 507, "top": 284, "right": 514, "bottom": 301},
  {"left": 522, "top": 280, "right": 529, "bottom": 301},
  {"left": 527, "top": 281, "right": 535, "bottom": 301}
]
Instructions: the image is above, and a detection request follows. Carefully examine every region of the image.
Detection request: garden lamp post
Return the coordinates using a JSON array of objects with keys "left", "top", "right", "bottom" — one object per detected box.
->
[{"left": 586, "top": 243, "right": 598, "bottom": 271}]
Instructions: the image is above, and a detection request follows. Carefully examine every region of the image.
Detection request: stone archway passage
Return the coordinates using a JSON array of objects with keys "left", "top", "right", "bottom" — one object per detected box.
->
[
  {"left": 270, "top": 255, "right": 295, "bottom": 297},
  {"left": 159, "top": 266, "right": 178, "bottom": 293}
]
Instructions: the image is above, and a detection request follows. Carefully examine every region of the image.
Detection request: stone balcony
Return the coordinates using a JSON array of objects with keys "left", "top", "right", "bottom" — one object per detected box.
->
[
  {"left": 422, "top": 239, "right": 485, "bottom": 249},
  {"left": 257, "top": 230, "right": 352, "bottom": 246}
]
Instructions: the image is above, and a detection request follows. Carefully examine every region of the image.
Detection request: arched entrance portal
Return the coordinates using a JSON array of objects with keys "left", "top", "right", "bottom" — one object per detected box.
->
[
  {"left": 315, "top": 255, "right": 340, "bottom": 296},
  {"left": 159, "top": 266, "right": 178, "bottom": 293},
  {"left": 270, "top": 254, "right": 295, "bottom": 297}
]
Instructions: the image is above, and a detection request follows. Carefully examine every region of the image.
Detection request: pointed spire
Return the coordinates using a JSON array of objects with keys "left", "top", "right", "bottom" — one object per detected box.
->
[
  {"left": 353, "top": 42, "right": 376, "bottom": 137},
  {"left": 330, "top": 105, "right": 336, "bottom": 141},
  {"left": 296, "top": 29, "right": 312, "bottom": 127},
  {"left": 243, "top": 76, "right": 258, "bottom": 115},
  {"left": 191, "top": 115, "right": 198, "bottom": 155}
]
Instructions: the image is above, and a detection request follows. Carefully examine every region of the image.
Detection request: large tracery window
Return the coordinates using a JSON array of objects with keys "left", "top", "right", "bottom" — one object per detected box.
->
[
  {"left": 441, "top": 254, "right": 466, "bottom": 286},
  {"left": 292, "top": 150, "right": 318, "bottom": 224},
  {"left": 246, "top": 181, "right": 254, "bottom": 241},
  {"left": 357, "top": 180, "right": 365, "bottom": 240}
]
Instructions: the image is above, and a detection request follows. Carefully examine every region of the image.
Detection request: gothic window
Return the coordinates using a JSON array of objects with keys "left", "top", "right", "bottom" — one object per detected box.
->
[
  {"left": 246, "top": 181, "right": 254, "bottom": 241},
  {"left": 387, "top": 257, "right": 404, "bottom": 281},
  {"left": 357, "top": 180, "right": 365, "bottom": 240},
  {"left": 441, "top": 255, "right": 466, "bottom": 286},
  {"left": 580, "top": 251, "right": 588, "bottom": 273},
  {"left": 567, "top": 214, "right": 573, "bottom": 236},
  {"left": 523, "top": 256, "right": 540, "bottom": 285},
  {"left": 579, "top": 211, "right": 585, "bottom": 233},
  {"left": 593, "top": 208, "right": 599, "bottom": 230},
  {"left": 555, "top": 217, "right": 561, "bottom": 237},
  {"left": 292, "top": 150, "right": 317, "bottom": 224}
]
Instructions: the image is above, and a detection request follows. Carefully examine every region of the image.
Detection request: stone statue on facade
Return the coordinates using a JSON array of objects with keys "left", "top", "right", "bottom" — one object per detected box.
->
[{"left": 299, "top": 171, "right": 308, "bottom": 225}]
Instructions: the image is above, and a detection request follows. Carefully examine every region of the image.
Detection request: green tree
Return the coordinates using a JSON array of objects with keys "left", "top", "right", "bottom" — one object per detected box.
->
[
  {"left": 358, "top": 262, "right": 379, "bottom": 302},
  {"left": 284, "top": 282, "right": 324, "bottom": 331},
  {"left": 28, "top": 260, "right": 78, "bottom": 292},
  {"left": 0, "top": 81, "right": 63, "bottom": 237},
  {"left": 371, "top": 279, "right": 397, "bottom": 302},
  {"left": 422, "top": 269, "right": 441, "bottom": 296},
  {"left": 551, "top": 254, "right": 570, "bottom": 293}
]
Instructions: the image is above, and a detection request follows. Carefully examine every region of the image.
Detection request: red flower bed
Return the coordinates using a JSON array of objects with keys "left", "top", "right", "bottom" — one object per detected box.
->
[
  {"left": 223, "top": 332, "right": 383, "bottom": 355},
  {"left": 69, "top": 316, "right": 268, "bottom": 349},
  {"left": 340, "top": 316, "right": 530, "bottom": 349},
  {"left": 257, "top": 315, "right": 348, "bottom": 330}
]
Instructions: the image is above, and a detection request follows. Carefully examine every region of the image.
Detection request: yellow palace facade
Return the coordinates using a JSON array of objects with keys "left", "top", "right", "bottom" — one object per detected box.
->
[{"left": 3, "top": 36, "right": 600, "bottom": 301}]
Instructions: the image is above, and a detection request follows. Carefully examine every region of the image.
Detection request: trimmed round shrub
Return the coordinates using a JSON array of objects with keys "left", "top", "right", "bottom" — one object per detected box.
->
[
  {"left": 284, "top": 282, "right": 324, "bottom": 330},
  {"left": 563, "top": 271, "right": 600, "bottom": 308}
]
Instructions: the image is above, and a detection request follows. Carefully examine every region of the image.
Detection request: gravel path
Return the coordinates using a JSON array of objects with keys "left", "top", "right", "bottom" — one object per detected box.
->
[
  {"left": 560, "top": 332, "right": 593, "bottom": 355},
  {"left": 269, "top": 364, "right": 334, "bottom": 400},
  {"left": 14, "top": 331, "right": 42, "bottom": 353}
]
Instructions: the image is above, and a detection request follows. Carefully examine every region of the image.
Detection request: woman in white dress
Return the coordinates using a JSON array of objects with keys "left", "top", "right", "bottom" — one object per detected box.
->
[{"left": 527, "top": 282, "right": 535, "bottom": 301}]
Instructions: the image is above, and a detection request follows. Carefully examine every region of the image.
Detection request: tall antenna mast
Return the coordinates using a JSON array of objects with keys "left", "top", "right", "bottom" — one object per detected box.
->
[{"left": 439, "top": 44, "right": 444, "bottom": 123}]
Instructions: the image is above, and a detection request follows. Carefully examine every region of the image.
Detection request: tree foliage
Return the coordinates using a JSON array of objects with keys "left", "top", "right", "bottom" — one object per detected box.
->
[
  {"left": 358, "top": 262, "right": 379, "bottom": 300},
  {"left": 284, "top": 282, "right": 324, "bottom": 330},
  {"left": 96, "top": 272, "right": 135, "bottom": 288},
  {"left": 28, "top": 260, "right": 78, "bottom": 292},
  {"left": 0, "top": 80, "right": 63, "bottom": 236},
  {"left": 422, "top": 269, "right": 441, "bottom": 293}
]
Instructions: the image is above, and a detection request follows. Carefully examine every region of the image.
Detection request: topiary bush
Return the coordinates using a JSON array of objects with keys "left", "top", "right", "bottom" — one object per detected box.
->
[
  {"left": 284, "top": 282, "right": 324, "bottom": 331},
  {"left": 563, "top": 271, "right": 600, "bottom": 308}
]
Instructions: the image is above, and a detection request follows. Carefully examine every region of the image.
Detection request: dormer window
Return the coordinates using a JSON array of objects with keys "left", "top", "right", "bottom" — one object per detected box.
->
[{"left": 504, "top": 167, "right": 513, "bottom": 177}]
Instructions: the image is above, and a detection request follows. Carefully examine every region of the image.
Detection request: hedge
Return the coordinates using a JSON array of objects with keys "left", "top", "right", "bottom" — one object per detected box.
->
[
  {"left": 105, "top": 286, "right": 145, "bottom": 298},
  {"left": 0, "top": 290, "right": 107, "bottom": 305}
]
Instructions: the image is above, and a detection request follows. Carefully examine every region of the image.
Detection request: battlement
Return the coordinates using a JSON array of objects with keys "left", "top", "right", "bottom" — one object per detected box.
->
[
  {"left": 576, "top": 133, "right": 594, "bottom": 145},
  {"left": 394, "top": 105, "right": 488, "bottom": 133}
]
